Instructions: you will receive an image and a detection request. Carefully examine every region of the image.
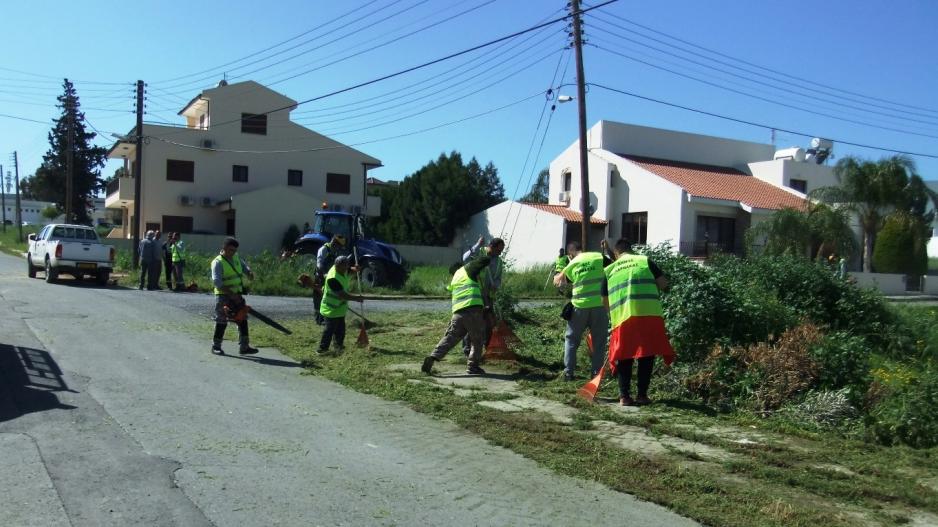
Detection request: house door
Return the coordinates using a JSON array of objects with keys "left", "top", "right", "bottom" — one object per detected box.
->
[{"left": 696, "top": 215, "right": 736, "bottom": 255}]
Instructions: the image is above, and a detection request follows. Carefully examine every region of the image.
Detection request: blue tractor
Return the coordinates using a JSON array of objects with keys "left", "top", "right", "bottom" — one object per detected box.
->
[{"left": 294, "top": 210, "right": 407, "bottom": 288}]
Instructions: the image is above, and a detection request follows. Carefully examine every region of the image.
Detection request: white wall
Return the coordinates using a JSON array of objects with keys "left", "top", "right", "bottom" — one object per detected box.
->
[
  {"left": 608, "top": 155, "right": 685, "bottom": 246},
  {"left": 457, "top": 201, "right": 565, "bottom": 269},
  {"left": 852, "top": 272, "right": 910, "bottom": 295},
  {"left": 230, "top": 185, "right": 322, "bottom": 255},
  {"left": 749, "top": 159, "right": 837, "bottom": 196},
  {"left": 395, "top": 245, "right": 462, "bottom": 266}
]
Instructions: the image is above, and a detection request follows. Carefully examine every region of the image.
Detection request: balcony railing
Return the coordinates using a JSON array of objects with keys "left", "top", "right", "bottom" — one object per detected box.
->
[{"left": 106, "top": 178, "right": 121, "bottom": 197}]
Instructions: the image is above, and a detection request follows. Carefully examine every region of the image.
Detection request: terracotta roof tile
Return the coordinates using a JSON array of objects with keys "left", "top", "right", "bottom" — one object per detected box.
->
[
  {"left": 622, "top": 155, "right": 806, "bottom": 211},
  {"left": 521, "top": 202, "right": 608, "bottom": 225}
]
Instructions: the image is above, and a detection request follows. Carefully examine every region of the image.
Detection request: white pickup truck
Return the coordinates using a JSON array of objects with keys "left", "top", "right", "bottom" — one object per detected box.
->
[{"left": 27, "top": 223, "right": 115, "bottom": 285}]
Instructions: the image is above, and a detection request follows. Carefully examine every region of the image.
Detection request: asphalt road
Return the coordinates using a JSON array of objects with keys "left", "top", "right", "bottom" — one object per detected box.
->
[{"left": 0, "top": 251, "right": 696, "bottom": 527}]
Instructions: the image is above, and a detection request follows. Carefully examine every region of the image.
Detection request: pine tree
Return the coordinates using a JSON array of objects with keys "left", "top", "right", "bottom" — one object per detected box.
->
[
  {"left": 26, "top": 79, "right": 107, "bottom": 224},
  {"left": 521, "top": 168, "right": 549, "bottom": 203}
]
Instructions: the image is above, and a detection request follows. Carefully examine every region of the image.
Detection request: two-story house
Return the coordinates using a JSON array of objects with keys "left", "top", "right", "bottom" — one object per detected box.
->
[
  {"left": 459, "top": 121, "right": 842, "bottom": 268},
  {"left": 105, "top": 80, "right": 381, "bottom": 254}
]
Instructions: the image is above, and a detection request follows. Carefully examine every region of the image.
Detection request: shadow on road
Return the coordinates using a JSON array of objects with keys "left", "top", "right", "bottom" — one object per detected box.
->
[
  {"left": 0, "top": 343, "right": 77, "bottom": 423},
  {"left": 223, "top": 354, "right": 303, "bottom": 368}
]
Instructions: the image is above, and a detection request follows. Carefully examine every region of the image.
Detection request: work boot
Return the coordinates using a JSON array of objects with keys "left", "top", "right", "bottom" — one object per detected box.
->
[
  {"left": 619, "top": 395, "right": 636, "bottom": 406},
  {"left": 466, "top": 364, "right": 486, "bottom": 375},
  {"left": 634, "top": 395, "right": 653, "bottom": 406},
  {"left": 421, "top": 356, "right": 437, "bottom": 375},
  {"left": 239, "top": 346, "right": 259, "bottom": 355},
  {"left": 211, "top": 344, "right": 225, "bottom": 355}
]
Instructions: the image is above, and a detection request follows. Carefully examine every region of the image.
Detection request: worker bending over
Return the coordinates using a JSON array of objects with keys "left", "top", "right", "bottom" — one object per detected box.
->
[{"left": 318, "top": 255, "right": 364, "bottom": 353}]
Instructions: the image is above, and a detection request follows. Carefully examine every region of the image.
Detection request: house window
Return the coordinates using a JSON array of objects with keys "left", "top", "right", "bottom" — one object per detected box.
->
[
  {"left": 621, "top": 212, "right": 648, "bottom": 244},
  {"left": 562, "top": 171, "right": 572, "bottom": 192},
  {"left": 788, "top": 178, "right": 807, "bottom": 193},
  {"left": 241, "top": 113, "right": 267, "bottom": 135},
  {"left": 162, "top": 215, "right": 193, "bottom": 234},
  {"left": 232, "top": 165, "right": 249, "bottom": 183},
  {"left": 166, "top": 160, "right": 195, "bottom": 182},
  {"left": 288, "top": 169, "right": 303, "bottom": 187},
  {"left": 610, "top": 168, "right": 618, "bottom": 188},
  {"left": 145, "top": 222, "right": 161, "bottom": 232},
  {"left": 199, "top": 114, "right": 207, "bottom": 130},
  {"left": 326, "top": 173, "right": 351, "bottom": 194},
  {"left": 696, "top": 215, "right": 736, "bottom": 254}
]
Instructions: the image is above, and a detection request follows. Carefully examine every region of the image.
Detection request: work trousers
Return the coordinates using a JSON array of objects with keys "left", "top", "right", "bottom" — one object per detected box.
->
[
  {"left": 564, "top": 305, "right": 609, "bottom": 377},
  {"left": 213, "top": 296, "right": 250, "bottom": 350},
  {"left": 432, "top": 306, "right": 485, "bottom": 366},
  {"left": 139, "top": 261, "right": 161, "bottom": 289},
  {"left": 319, "top": 316, "right": 346, "bottom": 351},
  {"left": 139, "top": 261, "right": 149, "bottom": 289},
  {"left": 616, "top": 356, "right": 655, "bottom": 398},
  {"left": 173, "top": 261, "right": 185, "bottom": 290},
  {"left": 163, "top": 254, "right": 174, "bottom": 289},
  {"left": 462, "top": 308, "right": 494, "bottom": 357}
]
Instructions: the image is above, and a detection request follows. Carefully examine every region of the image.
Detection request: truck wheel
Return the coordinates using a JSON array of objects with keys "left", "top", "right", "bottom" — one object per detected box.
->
[
  {"left": 96, "top": 270, "right": 110, "bottom": 286},
  {"left": 27, "top": 254, "right": 36, "bottom": 278},
  {"left": 360, "top": 260, "right": 386, "bottom": 288},
  {"left": 44, "top": 258, "right": 58, "bottom": 284}
]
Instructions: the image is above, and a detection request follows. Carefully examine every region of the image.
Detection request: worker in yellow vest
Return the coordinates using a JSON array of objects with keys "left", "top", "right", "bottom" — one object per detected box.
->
[
  {"left": 604, "top": 238, "right": 675, "bottom": 406},
  {"left": 422, "top": 245, "right": 499, "bottom": 376},
  {"left": 318, "top": 255, "right": 364, "bottom": 353},
  {"left": 211, "top": 237, "right": 258, "bottom": 355},
  {"left": 170, "top": 232, "right": 187, "bottom": 292},
  {"left": 553, "top": 241, "right": 608, "bottom": 381}
]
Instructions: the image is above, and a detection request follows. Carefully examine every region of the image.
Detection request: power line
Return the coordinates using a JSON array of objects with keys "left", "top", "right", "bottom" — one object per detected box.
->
[
  {"left": 591, "top": 43, "right": 938, "bottom": 140},
  {"left": 152, "top": 0, "right": 385, "bottom": 85},
  {"left": 148, "top": 0, "right": 620, "bottom": 140},
  {"left": 587, "top": 16, "right": 938, "bottom": 128},
  {"left": 0, "top": 112, "right": 49, "bottom": 125},
  {"left": 0, "top": 66, "right": 129, "bottom": 85},
  {"left": 584, "top": 5, "right": 938, "bottom": 116},
  {"left": 588, "top": 82, "right": 938, "bottom": 159}
]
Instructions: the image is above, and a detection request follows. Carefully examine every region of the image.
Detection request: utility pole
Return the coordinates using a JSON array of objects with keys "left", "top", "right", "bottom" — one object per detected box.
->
[
  {"left": 65, "top": 93, "right": 74, "bottom": 223},
  {"left": 0, "top": 163, "right": 6, "bottom": 233},
  {"left": 570, "top": 0, "right": 591, "bottom": 249},
  {"left": 131, "top": 80, "right": 144, "bottom": 270},
  {"left": 13, "top": 151, "right": 22, "bottom": 242}
]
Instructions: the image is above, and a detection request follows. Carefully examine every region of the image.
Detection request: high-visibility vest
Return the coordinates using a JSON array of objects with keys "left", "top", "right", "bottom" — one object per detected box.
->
[
  {"left": 320, "top": 265, "right": 350, "bottom": 319},
  {"left": 449, "top": 267, "right": 483, "bottom": 313},
  {"left": 213, "top": 255, "right": 243, "bottom": 295},
  {"left": 554, "top": 255, "right": 569, "bottom": 274},
  {"left": 604, "top": 254, "right": 663, "bottom": 328},
  {"left": 562, "top": 252, "right": 605, "bottom": 309},
  {"left": 171, "top": 240, "right": 186, "bottom": 263}
]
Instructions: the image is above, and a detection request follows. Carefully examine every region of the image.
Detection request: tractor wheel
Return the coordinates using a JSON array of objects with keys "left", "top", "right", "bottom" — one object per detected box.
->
[{"left": 360, "top": 260, "right": 387, "bottom": 288}]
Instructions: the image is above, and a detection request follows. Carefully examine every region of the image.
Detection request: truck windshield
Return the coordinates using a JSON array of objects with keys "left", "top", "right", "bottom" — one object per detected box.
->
[{"left": 314, "top": 214, "right": 352, "bottom": 240}]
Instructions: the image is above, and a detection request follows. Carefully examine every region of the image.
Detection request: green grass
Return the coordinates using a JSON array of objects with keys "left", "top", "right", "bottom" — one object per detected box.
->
[
  {"left": 243, "top": 306, "right": 938, "bottom": 527},
  {"left": 0, "top": 225, "right": 38, "bottom": 257}
]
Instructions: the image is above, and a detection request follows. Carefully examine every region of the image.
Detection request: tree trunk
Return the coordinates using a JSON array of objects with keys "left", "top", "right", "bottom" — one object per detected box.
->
[{"left": 863, "top": 229, "right": 873, "bottom": 272}]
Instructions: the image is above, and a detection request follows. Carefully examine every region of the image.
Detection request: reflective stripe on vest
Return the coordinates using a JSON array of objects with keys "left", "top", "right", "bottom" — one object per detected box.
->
[
  {"left": 212, "top": 255, "right": 243, "bottom": 295},
  {"left": 320, "top": 265, "right": 350, "bottom": 319},
  {"left": 562, "top": 252, "right": 605, "bottom": 309},
  {"left": 449, "top": 267, "right": 483, "bottom": 313},
  {"left": 604, "top": 254, "right": 663, "bottom": 328}
]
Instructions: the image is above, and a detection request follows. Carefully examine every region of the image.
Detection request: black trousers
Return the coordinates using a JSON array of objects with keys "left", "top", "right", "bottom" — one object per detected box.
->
[
  {"left": 164, "top": 255, "right": 174, "bottom": 288},
  {"left": 139, "top": 261, "right": 149, "bottom": 289},
  {"left": 616, "top": 356, "right": 655, "bottom": 398},
  {"left": 319, "top": 317, "right": 346, "bottom": 351}
]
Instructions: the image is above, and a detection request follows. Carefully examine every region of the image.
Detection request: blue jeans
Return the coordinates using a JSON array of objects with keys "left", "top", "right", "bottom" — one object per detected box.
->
[{"left": 564, "top": 306, "right": 608, "bottom": 376}]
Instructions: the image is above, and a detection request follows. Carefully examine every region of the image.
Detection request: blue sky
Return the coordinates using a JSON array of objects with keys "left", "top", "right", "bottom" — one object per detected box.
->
[{"left": 1, "top": 0, "right": 936, "bottom": 199}]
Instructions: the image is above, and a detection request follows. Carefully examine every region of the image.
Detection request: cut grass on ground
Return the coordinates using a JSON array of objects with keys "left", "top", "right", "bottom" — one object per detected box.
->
[{"left": 240, "top": 306, "right": 938, "bottom": 527}]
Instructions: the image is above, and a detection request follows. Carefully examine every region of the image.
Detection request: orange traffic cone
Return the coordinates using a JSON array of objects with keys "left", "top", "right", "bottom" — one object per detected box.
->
[
  {"left": 483, "top": 324, "right": 518, "bottom": 361},
  {"left": 356, "top": 321, "right": 370, "bottom": 349},
  {"left": 577, "top": 366, "right": 605, "bottom": 402}
]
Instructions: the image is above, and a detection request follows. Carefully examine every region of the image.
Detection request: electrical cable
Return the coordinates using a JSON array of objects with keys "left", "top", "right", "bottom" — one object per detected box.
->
[
  {"left": 591, "top": 43, "right": 938, "bottom": 140},
  {"left": 0, "top": 66, "right": 128, "bottom": 85},
  {"left": 148, "top": 0, "right": 620, "bottom": 140},
  {"left": 588, "top": 82, "right": 938, "bottom": 159}
]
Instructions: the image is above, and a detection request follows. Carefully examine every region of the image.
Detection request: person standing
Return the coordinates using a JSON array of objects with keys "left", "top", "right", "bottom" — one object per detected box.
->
[
  {"left": 460, "top": 236, "right": 504, "bottom": 357},
  {"left": 313, "top": 234, "right": 347, "bottom": 325},
  {"left": 163, "top": 232, "right": 175, "bottom": 290},
  {"left": 171, "top": 233, "right": 187, "bottom": 291},
  {"left": 150, "top": 230, "right": 164, "bottom": 289},
  {"left": 604, "top": 238, "right": 674, "bottom": 406},
  {"left": 553, "top": 241, "right": 608, "bottom": 380},
  {"left": 211, "top": 237, "right": 258, "bottom": 356},
  {"left": 421, "top": 247, "right": 494, "bottom": 376},
  {"left": 138, "top": 230, "right": 155, "bottom": 290},
  {"left": 318, "top": 255, "right": 365, "bottom": 353}
]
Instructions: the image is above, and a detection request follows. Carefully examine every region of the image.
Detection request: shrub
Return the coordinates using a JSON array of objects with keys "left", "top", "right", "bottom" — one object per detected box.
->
[
  {"left": 810, "top": 331, "right": 870, "bottom": 394},
  {"left": 872, "top": 213, "right": 927, "bottom": 275},
  {"left": 867, "top": 364, "right": 938, "bottom": 448},
  {"left": 779, "top": 388, "right": 859, "bottom": 428}
]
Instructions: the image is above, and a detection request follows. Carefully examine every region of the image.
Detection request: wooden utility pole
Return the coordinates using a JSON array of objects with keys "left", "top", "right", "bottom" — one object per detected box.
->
[
  {"left": 65, "top": 94, "right": 74, "bottom": 223},
  {"left": 131, "top": 80, "right": 144, "bottom": 270},
  {"left": 0, "top": 163, "right": 6, "bottom": 233},
  {"left": 570, "top": 0, "right": 591, "bottom": 249},
  {"left": 13, "top": 151, "right": 22, "bottom": 242}
]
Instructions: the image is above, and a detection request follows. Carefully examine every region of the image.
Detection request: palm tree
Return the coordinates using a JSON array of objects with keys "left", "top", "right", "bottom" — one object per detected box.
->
[
  {"left": 812, "top": 155, "right": 934, "bottom": 272},
  {"left": 746, "top": 203, "right": 857, "bottom": 261}
]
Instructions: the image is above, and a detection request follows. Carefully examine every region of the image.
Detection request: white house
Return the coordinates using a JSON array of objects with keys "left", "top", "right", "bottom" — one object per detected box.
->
[
  {"left": 462, "top": 121, "right": 841, "bottom": 268},
  {"left": 2, "top": 198, "right": 58, "bottom": 226},
  {"left": 105, "top": 80, "right": 382, "bottom": 254}
]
